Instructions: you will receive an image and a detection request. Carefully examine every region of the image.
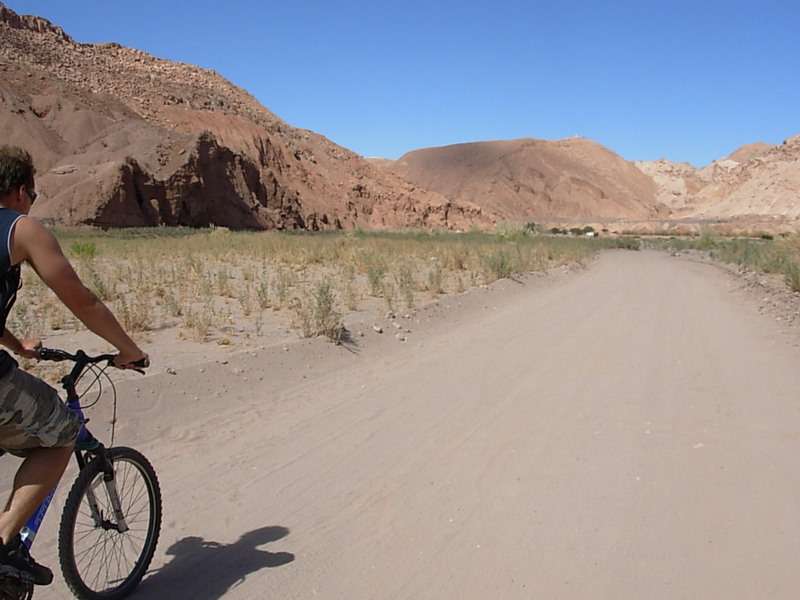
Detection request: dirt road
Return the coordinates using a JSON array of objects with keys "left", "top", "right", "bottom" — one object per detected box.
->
[{"left": 28, "top": 250, "right": 800, "bottom": 599}]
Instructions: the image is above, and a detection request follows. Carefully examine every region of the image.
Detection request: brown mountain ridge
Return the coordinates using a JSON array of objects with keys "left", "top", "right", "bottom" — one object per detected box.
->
[
  {"left": 0, "top": 4, "right": 488, "bottom": 231},
  {"left": 2, "top": 4, "right": 799, "bottom": 235}
]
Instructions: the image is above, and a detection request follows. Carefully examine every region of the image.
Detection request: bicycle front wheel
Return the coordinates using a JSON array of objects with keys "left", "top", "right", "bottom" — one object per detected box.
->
[{"left": 58, "top": 447, "right": 162, "bottom": 600}]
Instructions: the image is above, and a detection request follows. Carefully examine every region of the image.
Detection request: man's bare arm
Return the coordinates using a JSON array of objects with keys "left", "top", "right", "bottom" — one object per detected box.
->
[{"left": 10, "top": 217, "right": 147, "bottom": 367}]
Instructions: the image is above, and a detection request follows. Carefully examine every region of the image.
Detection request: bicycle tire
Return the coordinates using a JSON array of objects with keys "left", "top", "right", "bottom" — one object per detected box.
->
[{"left": 58, "top": 447, "right": 162, "bottom": 600}]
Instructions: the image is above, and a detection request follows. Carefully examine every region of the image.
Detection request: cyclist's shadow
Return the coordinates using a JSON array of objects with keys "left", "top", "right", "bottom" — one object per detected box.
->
[{"left": 132, "top": 525, "right": 294, "bottom": 599}]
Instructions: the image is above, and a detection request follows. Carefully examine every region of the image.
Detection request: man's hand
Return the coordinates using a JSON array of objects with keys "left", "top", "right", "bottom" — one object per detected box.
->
[
  {"left": 113, "top": 351, "right": 150, "bottom": 371},
  {"left": 17, "top": 338, "right": 42, "bottom": 360}
]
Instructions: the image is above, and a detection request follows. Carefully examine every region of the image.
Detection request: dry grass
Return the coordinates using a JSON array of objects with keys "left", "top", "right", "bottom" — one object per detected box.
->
[
  {"left": 648, "top": 233, "right": 800, "bottom": 293},
  {"left": 8, "top": 226, "right": 638, "bottom": 344}
]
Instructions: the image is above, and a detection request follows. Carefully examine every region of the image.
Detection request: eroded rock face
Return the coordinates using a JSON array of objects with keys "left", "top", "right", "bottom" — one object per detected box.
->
[
  {"left": 0, "top": 4, "right": 491, "bottom": 231},
  {"left": 632, "top": 137, "right": 800, "bottom": 233}
]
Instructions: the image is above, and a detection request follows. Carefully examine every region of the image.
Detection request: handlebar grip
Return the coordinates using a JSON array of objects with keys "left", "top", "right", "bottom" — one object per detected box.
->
[
  {"left": 118, "top": 356, "right": 150, "bottom": 374},
  {"left": 131, "top": 357, "right": 150, "bottom": 369},
  {"left": 35, "top": 347, "right": 70, "bottom": 361}
]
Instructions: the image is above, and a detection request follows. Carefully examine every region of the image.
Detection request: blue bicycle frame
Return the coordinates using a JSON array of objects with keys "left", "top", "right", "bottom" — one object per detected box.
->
[
  {"left": 18, "top": 397, "right": 97, "bottom": 549},
  {"left": 17, "top": 350, "right": 122, "bottom": 550}
]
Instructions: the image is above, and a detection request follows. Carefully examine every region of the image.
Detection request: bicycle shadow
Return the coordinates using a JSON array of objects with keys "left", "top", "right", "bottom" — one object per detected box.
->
[{"left": 131, "top": 525, "right": 294, "bottom": 599}]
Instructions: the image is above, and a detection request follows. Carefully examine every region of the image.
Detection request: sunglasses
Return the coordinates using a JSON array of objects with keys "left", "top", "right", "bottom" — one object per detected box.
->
[{"left": 25, "top": 187, "right": 37, "bottom": 204}]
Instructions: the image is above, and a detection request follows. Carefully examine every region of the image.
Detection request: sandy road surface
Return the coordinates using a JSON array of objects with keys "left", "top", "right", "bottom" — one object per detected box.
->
[{"left": 15, "top": 250, "right": 800, "bottom": 599}]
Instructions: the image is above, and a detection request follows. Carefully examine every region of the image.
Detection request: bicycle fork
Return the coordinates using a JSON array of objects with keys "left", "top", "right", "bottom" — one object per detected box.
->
[
  {"left": 84, "top": 451, "right": 130, "bottom": 534},
  {"left": 69, "top": 394, "right": 131, "bottom": 535}
]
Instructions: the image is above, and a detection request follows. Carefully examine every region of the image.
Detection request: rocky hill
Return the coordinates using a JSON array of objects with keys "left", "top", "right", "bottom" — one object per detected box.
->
[
  {"left": 635, "top": 136, "right": 800, "bottom": 233},
  {"left": 0, "top": 4, "right": 489, "bottom": 231}
]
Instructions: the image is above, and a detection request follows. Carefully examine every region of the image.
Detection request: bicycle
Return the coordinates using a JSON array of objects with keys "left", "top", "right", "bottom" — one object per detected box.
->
[{"left": 0, "top": 349, "right": 162, "bottom": 600}]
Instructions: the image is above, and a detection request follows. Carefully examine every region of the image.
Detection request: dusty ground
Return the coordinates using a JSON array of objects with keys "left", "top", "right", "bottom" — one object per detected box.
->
[{"left": 6, "top": 249, "right": 800, "bottom": 599}]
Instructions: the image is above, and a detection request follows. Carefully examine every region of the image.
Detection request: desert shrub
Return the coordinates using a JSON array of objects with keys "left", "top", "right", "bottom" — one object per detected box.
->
[
  {"left": 69, "top": 241, "right": 100, "bottom": 259},
  {"left": 394, "top": 261, "right": 417, "bottom": 308},
  {"left": 479, "top": 248, "right": 516, "bottom": 282},
  {"left": 116, "top": 295, "right": 153, "bottom": 332},
  {"left": 425, "top": 261, "right": 446, "bottom": 295},
  {"left": 359, "top": 251, "right": 387, "bottom": 297},
  {"left": 255, "top": 281, "right": 270, "bottom": 309},
  {"left": 495, "top": 222, "right": 530, "bottom": 240},
  {"left": 77, "top": 262, "right": 116, "bottom": 301},
  {"left": 273, "top": 267, "right": 296, "bottom": 308},
  {"left": 291, "top": 278, "right": 345, "bottom": 342},
  {"left": 181, "top": 304, "right": 213, "bottom": 341},
  {"left": 784, "top": 262, "right": 800, "bottom": 293},
  {"left": 337, "top": 265, "right": 360, "bottom": 311}
]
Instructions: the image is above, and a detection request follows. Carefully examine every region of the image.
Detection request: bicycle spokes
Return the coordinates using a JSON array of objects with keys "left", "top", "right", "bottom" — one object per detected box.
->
[{"left": 59, "top": 448, "right": 161, "bottom": 599}]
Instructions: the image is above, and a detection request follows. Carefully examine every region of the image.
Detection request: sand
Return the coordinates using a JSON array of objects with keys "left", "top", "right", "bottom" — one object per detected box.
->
[{"left": 7, "top": 249, "right": 800, "bottom": 599}]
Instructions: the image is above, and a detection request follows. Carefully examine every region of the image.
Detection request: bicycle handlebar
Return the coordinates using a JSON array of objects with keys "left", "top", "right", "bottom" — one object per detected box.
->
[
  {"left": 36, "top": 348, "right": 113, "bottom": 363},
  {"left": 36, "top": 348, "right": 149, "bottom": 373}
]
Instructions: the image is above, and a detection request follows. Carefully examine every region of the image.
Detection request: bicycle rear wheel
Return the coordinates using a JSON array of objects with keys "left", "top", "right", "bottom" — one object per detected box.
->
[{"left": 58, "top": 447, "right": 162, "bottom": 600}]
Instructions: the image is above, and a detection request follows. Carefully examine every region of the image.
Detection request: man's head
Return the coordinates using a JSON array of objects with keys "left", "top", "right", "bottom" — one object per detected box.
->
[{"left": 0, "top": 146, "right": 37, "bottom": 211}]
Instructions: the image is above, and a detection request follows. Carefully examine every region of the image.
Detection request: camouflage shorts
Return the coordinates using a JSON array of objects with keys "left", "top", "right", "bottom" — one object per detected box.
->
[{"left": 0, "top": 367, "right": 80, "bottom": 456}]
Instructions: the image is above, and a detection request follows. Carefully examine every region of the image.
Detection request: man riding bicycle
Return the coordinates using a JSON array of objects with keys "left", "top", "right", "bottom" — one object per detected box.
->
[{"left": 0, "top": 145, "right": 148, "bottom": 586}]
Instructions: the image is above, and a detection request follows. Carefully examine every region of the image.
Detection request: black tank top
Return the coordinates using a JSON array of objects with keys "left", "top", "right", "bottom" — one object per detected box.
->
[{"left": 0, "top": 208, "right": 25, "bottom": 377}]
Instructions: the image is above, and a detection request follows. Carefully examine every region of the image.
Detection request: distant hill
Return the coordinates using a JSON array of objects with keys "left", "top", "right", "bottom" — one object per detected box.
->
[
  {"left": 636, "top": 137, "right": 800, "bottom": 231},
  {"left": 376, "top": 135, "right": 800, "bottom": 234},
  {"left": 382, "top": 138, "right": 664, "bottom": 221}
]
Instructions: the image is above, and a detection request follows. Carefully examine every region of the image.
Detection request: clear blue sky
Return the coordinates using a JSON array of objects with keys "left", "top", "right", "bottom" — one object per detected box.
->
[{"left": 10, "top": 0, "right": 800, "bottom": 166}]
